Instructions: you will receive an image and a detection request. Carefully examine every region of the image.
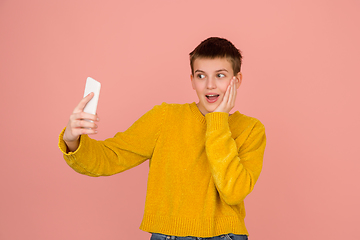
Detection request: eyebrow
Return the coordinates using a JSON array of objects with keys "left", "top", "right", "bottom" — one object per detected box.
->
[
  {"left": 194, "top": 69, "right": 229, "bottom": 73},
  {"left": 215, "top": 69, "right": 229, "bottom": 72}
]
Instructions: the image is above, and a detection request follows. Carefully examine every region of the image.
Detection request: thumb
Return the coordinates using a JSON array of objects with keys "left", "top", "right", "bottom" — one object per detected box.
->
[{"left": 74, "top": 92, "right": 94, "bottom": 113}]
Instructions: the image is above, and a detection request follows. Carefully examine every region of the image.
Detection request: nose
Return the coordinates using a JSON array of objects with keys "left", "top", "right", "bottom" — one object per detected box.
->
[{"left": 206, "top": 77, "right": 216, "bottom": 89}]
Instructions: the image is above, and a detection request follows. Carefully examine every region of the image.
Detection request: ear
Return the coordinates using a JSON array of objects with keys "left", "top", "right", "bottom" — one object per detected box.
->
[
  {"left": 235, "top": 72, "right": 242, "bottom": 89},
  {"left": 190, "top": 74, "right": 195, "bottom": 90}
]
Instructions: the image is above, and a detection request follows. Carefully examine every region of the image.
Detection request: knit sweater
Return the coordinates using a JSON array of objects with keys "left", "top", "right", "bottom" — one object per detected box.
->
[{"left": 58, "top": 102, "right": 266, "bottom": 237}]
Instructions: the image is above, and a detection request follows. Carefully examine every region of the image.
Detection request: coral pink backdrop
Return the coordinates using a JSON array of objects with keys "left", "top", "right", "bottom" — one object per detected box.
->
[{"left": 1, "top": 1, "right": 359, "bottom": 239}]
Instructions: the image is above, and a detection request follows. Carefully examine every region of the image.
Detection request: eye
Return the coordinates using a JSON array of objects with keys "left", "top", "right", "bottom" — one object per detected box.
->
[
  {"left": 217, "top": 73, "right": 225, "bottom": 78},
  {"left": 196, "top": 74, "right": 205, "bottom": 79}
]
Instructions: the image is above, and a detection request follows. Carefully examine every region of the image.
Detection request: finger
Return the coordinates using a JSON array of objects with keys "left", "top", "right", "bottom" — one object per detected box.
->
[
  {"left": 73, "top": 92, "right": 94, "bottom": 113},
  {"left": 73, "top": 128, "right": 98, "bottom": 136},
  {"left": 225, "top": 78, "right": 235, "bottom": 106},
  {"left": 230, "top": 77, "right": 237, "bottom": 107},
  {"left": 71, "top": 119, "right": 98, "bottom": 129},
  {"left": 71, "top": 111, "right": 99, "bottom": 122},
  {"left": 222, "top": 83, "right": 231, "bottom": 105},
  {"left": 65, "top": 118, "right": 98, "bottom": 140}
]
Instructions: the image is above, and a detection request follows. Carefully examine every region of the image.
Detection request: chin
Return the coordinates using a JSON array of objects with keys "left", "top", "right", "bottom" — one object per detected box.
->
[
  {"left": 198, "top": 101, "right": 219, "bottom": 114},
  {"left": 205, "top": 105, "right": 218, "bottom": 113}
]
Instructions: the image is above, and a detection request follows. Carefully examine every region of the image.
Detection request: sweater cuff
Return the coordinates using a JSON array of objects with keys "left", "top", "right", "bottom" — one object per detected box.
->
[
  {"left": 205, "top": 112, "right": 229, "bottom": 132},
  {"left": 58, "top": 128, "right": 84, "bottom": 156}
]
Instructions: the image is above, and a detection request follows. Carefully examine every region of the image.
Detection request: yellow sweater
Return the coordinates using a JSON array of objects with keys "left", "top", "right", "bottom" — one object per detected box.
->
[{"left": 58, "top": 102, "right": 266, "bottom": 237}]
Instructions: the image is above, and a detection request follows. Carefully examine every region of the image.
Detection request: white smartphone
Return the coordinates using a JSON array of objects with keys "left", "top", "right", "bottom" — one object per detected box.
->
[{"left": 83, "top": 77, "right": 101, "bottom": 115}]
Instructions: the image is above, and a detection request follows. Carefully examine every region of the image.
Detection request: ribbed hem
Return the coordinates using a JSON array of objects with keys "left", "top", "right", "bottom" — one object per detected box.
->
[
  {"left": 139, "top": 213, "right": 248, "bottom": 237},
  {"left": 58, "top": 128, "right": 68, "bottom": 154},
  {"left": 189, "top": 102, "right": 242, "bottom": 127},
  {"left": 205, "top": 112, "right": 229, "bottom": 132},
  {"left": 189, "top": 102, "right": 206, "bottom": 124},
  {"left": 58, "top": 127, "right": 84, "bottom": 156}
]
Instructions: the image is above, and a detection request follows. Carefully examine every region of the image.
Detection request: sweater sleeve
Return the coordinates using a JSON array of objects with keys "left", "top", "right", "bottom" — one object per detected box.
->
[
  {"left": 58, "top": 103, "right": 166, "bottom": 177},
  {"left": 205, "top": 112, "right": 266, "bottom": 205}
]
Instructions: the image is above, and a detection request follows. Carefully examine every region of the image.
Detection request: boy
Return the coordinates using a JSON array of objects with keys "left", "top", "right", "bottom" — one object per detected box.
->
[{"left": 59, "top": 37, "right": 266, "bottom": 240}]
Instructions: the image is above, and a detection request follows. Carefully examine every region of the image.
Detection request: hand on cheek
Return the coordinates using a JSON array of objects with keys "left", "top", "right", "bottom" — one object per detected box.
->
[{"left": 213, "top": 77, "right": 237, "bottom": 114}]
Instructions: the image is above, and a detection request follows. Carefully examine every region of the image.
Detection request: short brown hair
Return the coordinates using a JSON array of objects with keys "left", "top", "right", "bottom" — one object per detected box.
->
[{"left": 189, "top": 37, "right": 242, "bottom": 75}]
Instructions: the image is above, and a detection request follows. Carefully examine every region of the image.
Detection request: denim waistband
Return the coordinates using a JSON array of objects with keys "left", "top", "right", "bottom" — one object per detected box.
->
[{"left": 150, "top": 233, "right": 248, "bottom": 240}]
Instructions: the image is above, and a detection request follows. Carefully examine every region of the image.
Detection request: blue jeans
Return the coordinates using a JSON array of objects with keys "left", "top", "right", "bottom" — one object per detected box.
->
[{"left": 150, "top": 233, "right": 248, "bottom": 240}]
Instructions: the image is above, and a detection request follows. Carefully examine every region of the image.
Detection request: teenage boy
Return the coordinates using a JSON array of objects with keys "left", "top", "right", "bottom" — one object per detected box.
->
[{"left": 59, "top": 37, "right": 266, "bottom": 240}]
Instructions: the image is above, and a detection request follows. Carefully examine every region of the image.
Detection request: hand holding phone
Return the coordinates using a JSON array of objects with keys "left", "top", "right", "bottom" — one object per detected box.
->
[{"left": 63, "top": 77, "right": 101, "bottom": 152}]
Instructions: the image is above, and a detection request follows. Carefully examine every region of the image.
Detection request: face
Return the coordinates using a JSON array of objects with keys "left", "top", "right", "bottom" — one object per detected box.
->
[{"left": 191, "top": 57, "right": 242, "bottom": 115}]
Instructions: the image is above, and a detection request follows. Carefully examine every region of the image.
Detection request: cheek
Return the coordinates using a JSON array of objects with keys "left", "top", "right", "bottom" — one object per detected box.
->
[
  {"left": 218, "top": 81, "right": 230, "bottom": 94},
  {"left": 193, "top": 82, "right": 205, "bottom": 92}
]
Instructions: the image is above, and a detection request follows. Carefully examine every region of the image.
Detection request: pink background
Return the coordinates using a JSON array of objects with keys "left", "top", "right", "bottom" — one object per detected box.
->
[{"left": 1, "top": 0, "right": 359, "bottom": 239}]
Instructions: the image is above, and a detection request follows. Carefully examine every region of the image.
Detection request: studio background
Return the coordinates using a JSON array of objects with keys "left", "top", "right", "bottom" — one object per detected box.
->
[{"left": 1, "top": 0, "right": 359, "bottom": 239}]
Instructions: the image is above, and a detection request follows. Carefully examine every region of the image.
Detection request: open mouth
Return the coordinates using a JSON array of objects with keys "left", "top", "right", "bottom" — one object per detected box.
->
[
  {"left": 206, "top": 94, "right": 220, "bottom": 103},
  {"left": 206, "top": 94, "right": 219, "bottom": 99}
]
